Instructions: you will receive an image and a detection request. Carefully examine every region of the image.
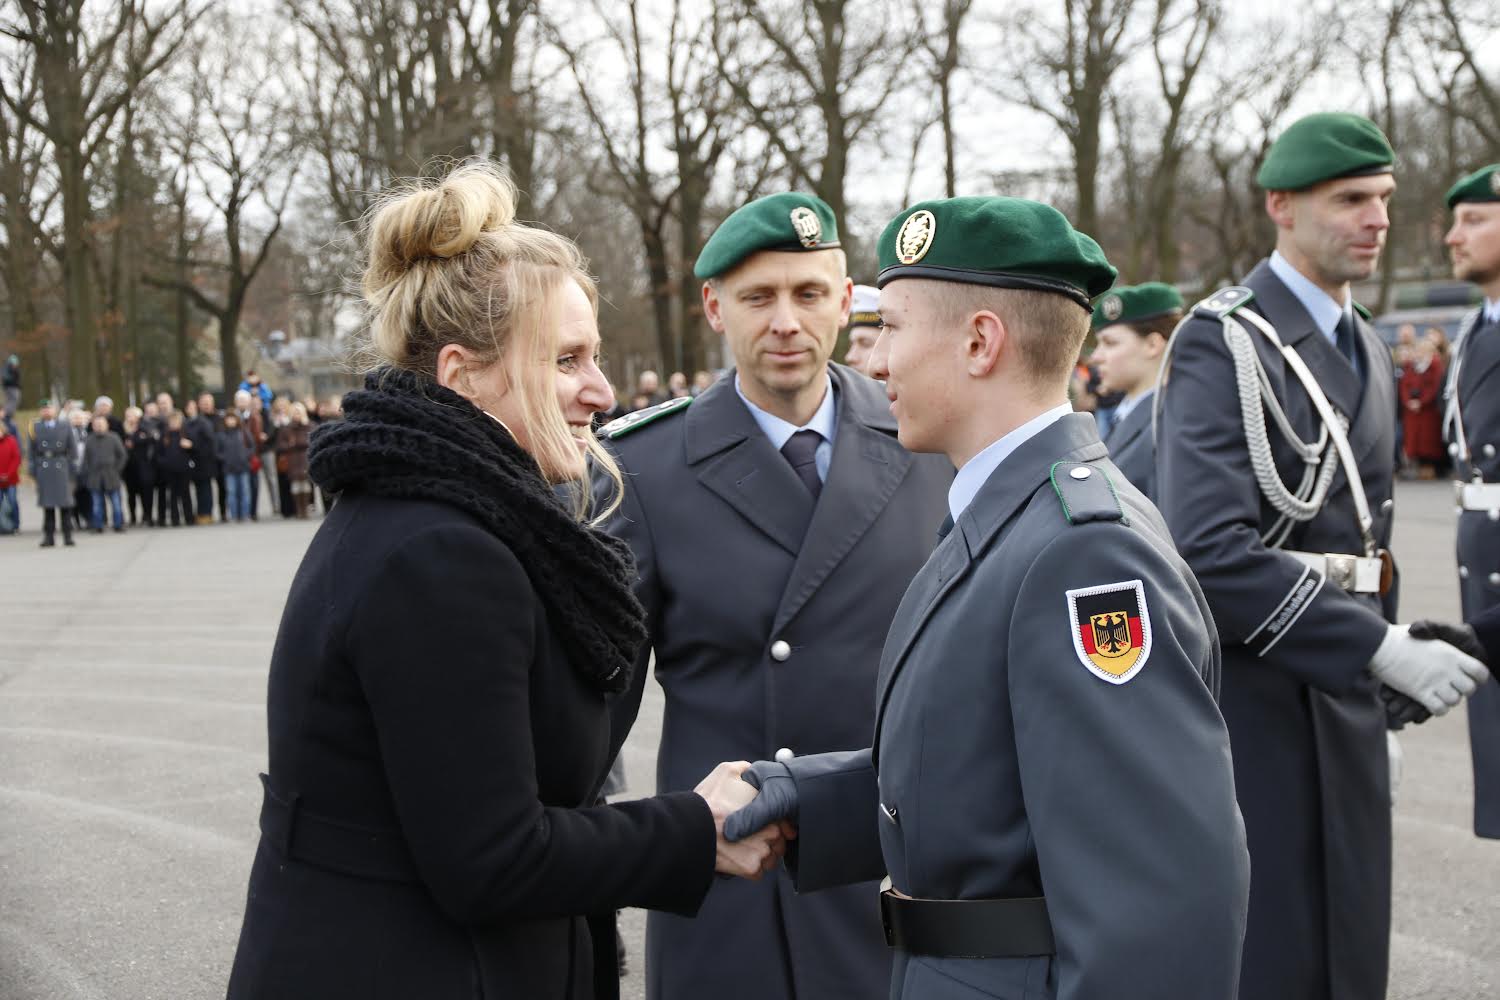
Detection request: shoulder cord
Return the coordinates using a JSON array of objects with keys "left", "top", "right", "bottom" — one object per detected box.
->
[
  {"left": 1442, "top": 309, "right": 1482, "bottom": 472},
  {"left": 1153, "top": 306, "right": 1362, "bottom": 551}
]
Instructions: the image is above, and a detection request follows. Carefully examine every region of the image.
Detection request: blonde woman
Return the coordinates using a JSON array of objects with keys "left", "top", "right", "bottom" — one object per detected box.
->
[
  {"left": 273, "top": 402, "right": 314, "bottom": 518},
  {"left": 226, "top": 164, "right": 784, "bottom": 1000}
]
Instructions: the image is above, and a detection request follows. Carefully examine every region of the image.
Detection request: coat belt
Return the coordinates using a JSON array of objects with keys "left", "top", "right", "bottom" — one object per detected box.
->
[
  {"left": 1283, "top": 550, "right": 1384, "bottom": 594},
  {"left": 257, "top": 774, "right": 420, "bottom": 883},
  {"left": 879, "top": 878, "right": 1055, "bottom": 958},
  {"left": 1456, "top": 481, "right": 1500, "bottom": 511}
]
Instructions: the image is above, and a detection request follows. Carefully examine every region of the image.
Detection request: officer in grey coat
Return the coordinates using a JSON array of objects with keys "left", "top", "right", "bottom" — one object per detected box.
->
[
  {"left": 1089, "top": 282, "right": 1182, "bottom": 498},
  {"left": 596, "top": 193, "right": 952, "bottom": 1000},
  {"left": 726, "top": 196, "right": 1251, "bottom": 1000},
  {"left": 1439, "top": 163, "right": 1500, "bottom": 838},
  {"left": 29, "top": 398, "right": 76, "bottom": 547},
  {"left": 1155, "top": 114, "right": 1487, "bottom": 1000}
]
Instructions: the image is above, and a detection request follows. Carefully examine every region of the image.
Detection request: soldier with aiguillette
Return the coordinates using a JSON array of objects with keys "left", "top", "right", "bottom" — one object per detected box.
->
[
  {"left": 1154, "top": 112, "right": 1488, "bottom": 1000},
  {"left": 1415, "top": 164, "right": 1500, "bottom": 840}
]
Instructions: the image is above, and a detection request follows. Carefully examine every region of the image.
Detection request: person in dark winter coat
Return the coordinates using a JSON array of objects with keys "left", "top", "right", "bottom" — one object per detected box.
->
[
  {"left": 29, "top": 400, "right": 75, "bottom": 546},
  {"left": 225, "top": 163, "right": 786, "bottom": 1000},
  {"left": 122, "top": 407, "right": 158, "bottom": 526},
  {"left": 183, "top": 398, "right": 219, "bottom": 524},
  {"left": 81, "top": 416, "right": 129, "bottom": 532},
  {"left": 216, "top": 412, "right": 255, "bottom": 521},
  {"left": 155, "top": 412, "right": 195, "bottom": 527}
]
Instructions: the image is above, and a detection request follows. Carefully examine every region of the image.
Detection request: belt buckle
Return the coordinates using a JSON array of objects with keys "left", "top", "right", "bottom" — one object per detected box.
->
[
  {"left": 1326, "top": 554, "right": 1356, "bottom": 591},
  {"left": 878, "top": 877, "right": 897, "bottom": 947}
]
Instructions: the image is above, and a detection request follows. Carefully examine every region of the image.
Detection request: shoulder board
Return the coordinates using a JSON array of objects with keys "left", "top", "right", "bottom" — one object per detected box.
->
[
  {"left": 1049, "top": 461, "right": 1127, "bottom": 526},
  {"left": 601, "top": 395, "right": 692, "bottom": 440},
  {"left": 1192, "top": 285, "right": 1255, "bottom": 321},
  {"left": 1352, "top": 301, "right": 1372, "bottom": 321}
]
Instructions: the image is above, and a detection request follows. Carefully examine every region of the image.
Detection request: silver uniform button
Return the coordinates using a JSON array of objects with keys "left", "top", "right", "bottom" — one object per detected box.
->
[
  {"left": 770, "top": 640, "right": 791, "bottom": 662},
  {"left": 1460, "top": 565, "right": 1470, "bottom": 579},
  {"left": 1490, "top": 508, "right": 1500, "bottom": 522},
  {"left": 774, "top": 747, "right": 795, "bottom": 764},
  {"left": 1487, "top": 444, "right": 1497, "bottom": 458},
  {"left": 1069, "top": 466, "right": 1092, "bottom": 480},
  {"left": 1450, "top": 442, "right": 1461, "bottom": 457},
  {"left": 1491, "top": 572, "right": 1500, "bottom": 586}
]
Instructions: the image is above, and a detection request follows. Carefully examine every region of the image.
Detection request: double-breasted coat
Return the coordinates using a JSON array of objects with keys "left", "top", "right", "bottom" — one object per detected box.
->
[
  {"left": 29, "top": 419, "right": 76, "bottom": 508},
  {"left": 1155, "top": 260, "right": 1399, "bottom": 1000},
  {"left": 1101, "top": 390, "right": 1154, "bottom": 498},
  {"left": 226, "top": 494, "right": 717, "bottom": 1000},
  {"left": 782, "top": 413, "right": 1249, "bottom": 1000},
  {"left": 1447, "top": 307, "right": 1500, "bottom": 838},
  {"left": 596, "top": 364, "right": 952, "bottom": 1000}
]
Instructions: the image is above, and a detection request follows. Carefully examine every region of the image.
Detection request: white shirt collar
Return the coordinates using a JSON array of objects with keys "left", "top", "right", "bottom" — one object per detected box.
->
[
  {"left": 948, "top": 404, "right": 1073, "bottom": 522},
  {"left": 1268, "top": 250, "right": 1353, "bottom": 345},
  {"left": 1485, "top": 297, "right": 1500, "bottom": 325},
  {"left": 734, "top": 373, "right": 838, "bottom": 451}
]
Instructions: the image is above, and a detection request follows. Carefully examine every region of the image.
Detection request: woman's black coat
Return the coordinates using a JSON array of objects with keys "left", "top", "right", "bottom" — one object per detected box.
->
[{"left": 226, "top": 492, "right": 716, "bottom": 1000}]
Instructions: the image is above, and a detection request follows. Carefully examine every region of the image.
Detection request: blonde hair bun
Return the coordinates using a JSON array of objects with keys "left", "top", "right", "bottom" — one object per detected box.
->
[{"left": 366, "top": 163, "right": 518, "bottom": 284}]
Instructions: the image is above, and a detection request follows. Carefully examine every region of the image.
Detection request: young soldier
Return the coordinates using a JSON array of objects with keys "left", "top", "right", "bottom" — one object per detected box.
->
[
  {"left": 596, "top": 193, "right": 952, "bottom": 1000},
  {"left": 29, "top": 399, "right": 77, "bottom": 547},
  {"left": 1154, "top": 113, "right": 1487, "bottom": 1000},
  {"left": 727, "top": 196, "right": 1250, "bottom": 1000},
  {"left": 1088, "top": 282, "right": 1183, "bottom": 497}
]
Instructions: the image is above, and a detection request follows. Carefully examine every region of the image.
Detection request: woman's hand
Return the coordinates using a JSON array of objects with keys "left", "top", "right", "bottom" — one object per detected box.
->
[{"left": 694, "top": 761, "right": 788, "bottom": 879}]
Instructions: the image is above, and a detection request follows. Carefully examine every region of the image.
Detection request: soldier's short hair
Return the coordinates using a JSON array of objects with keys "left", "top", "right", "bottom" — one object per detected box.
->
[{"left": 931, "top": 282, "right": 1090, "bottom": 388}]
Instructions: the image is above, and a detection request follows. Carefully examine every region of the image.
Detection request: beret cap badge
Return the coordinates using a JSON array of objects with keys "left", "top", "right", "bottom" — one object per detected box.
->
[
  {"left": 790, "top": 206, "right": 822, "bottom": 248},
  {"left": 1102, "top": 295, "right": 1124, "bottom": 321},
  {"left": 1492, "top": 172, "right": 1500, "bottom": 196},
  {"left": 896, "top": 210, "right": 936, "bottom": 265}
]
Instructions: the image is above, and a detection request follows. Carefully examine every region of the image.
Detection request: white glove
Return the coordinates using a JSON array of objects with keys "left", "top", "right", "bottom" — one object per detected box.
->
[{"left": 1369, "top": 624, "right": 1489, "bottom": 716}]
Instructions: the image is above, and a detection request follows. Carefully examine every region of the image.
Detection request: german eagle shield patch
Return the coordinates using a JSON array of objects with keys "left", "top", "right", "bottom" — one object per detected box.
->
[{"left": 1066, "top": 580, "right": 1151, "bottom": 684}]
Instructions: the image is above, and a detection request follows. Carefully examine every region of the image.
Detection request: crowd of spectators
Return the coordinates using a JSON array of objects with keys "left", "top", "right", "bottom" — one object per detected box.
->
[
  {"left": 0, "top": 367, "right": 343, "bottom": 541},
  {"left": 1394, "top": 323, "right": 1451, "bottom": 479}
]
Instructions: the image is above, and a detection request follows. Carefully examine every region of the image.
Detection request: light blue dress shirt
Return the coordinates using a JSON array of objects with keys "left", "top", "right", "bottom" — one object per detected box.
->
[
  {"left": 948, "top": 403, "right": 1073, "bottom": 522},
  {"left": 1108, "top": 388, "right": 1153, "bottom": 431},
  {"left": 1268, "top": 250, "right": 1354, "bottom": 349},
  {"left": 735, "top": 374, "right": 838, "bottom": 482},
  {"left": 1484, "top": 297, "right": 1500, "bottom": 326}
]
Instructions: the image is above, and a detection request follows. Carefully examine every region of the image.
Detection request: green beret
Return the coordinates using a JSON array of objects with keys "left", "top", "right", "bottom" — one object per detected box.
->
[
  {"left": 1257, "top": 113, "right": 1394, "bottom": 191},
  {"left": 694, "top": 192, "right": 841, "bottom": 280},
  {"left": 1092, "top": 282, "right": 1185, "bottom": 330},
  {"left": 1446, "top": 164, "right": 1500, "bottom": 209},
  {"left": 876, "top": 196, "right": 1116, "bottom": 310},
  {"left": 36, "top": 398, "right": 52, "bottom": 408}
]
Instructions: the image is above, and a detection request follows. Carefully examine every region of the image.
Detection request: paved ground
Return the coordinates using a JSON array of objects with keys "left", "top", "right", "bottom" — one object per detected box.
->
[{"left": 0, "top": 478, "right": 1496, "bottom": 999}]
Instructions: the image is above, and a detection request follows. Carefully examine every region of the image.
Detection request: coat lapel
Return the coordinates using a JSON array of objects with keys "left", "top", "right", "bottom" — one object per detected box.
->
[
  {"left": 1348, "top": 318, "right": 1395, "bottom": 469},
  {"left": 685, "top": 376, "right": 813, "bottom": 556},
  {"left": 1105, "top": 396, "right": 1151, "bottom": 456},
  {"left": 771, "top": 366, "right": 919, "bottom": 633},
  {"left": 1245, "top": 262, "right": 1363, "bottom": 427},
  {"left": 872, "top": 414, "right": 1107, "bottom": 758}
]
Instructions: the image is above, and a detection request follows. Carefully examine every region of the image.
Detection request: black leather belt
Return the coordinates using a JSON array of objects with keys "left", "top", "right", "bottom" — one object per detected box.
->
[
  {"left": 257, "top": 774, "right": 420, "bottom": 883},
  {"left": 880, "top": 879, "right": 1055, "bottom": 958}
]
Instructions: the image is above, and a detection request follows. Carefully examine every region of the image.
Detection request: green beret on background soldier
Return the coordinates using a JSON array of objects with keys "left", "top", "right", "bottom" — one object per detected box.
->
[
  {"left": 1088, "top": 282, "right": 1182, "bottom": 498},
  {"left": 843, "top": 284, "right": 882, "bottom": 375},
  {"left": 595, "top": 191, "right": 952, "bottom": 1000},
  {"left": 724, "top": 195, "right": 1250, "bottom": 1000},
  {"left": 1154, "top": 111, "right": 1489, "bottom": 1000},
  {"left": 1410, "top": 162, "right": 1500, "bottom": 839}
]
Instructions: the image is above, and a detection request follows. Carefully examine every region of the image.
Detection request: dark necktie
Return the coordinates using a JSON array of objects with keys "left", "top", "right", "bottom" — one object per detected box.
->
[
  {"left": 1334, "top": 312, "right": 1359, "bottom": 370},
  {"left": 937, "top": 513, "right": 954, "bottom": 540},
  {"left": 781, "top": 429, "right": 823, "bottom": 499}
]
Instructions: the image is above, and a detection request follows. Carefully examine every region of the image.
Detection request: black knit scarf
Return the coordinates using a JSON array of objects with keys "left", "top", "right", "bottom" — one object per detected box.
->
[{"left": 307, "top": 368, "right": 645, "bottom": 694}]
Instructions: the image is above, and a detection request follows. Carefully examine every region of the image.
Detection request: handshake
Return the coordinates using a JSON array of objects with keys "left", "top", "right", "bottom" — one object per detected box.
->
[
  {"left": 693, "top": 761, "right": 800, "bottom": 879},
  {"left": 1373, "top": 620, "right": 1491, "bottom": 728}
]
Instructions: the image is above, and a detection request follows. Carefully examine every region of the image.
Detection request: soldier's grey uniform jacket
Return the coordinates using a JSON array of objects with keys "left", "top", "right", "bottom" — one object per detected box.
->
[
  {"left": 1448, "top": 305, "right": 1500, "bottom": 838},
  {"left": 596, "top": 364, "right": 952, "bottom": 1000},
  {"left": 1102, "top": 390, "right": 1154, "bottom": 498},
  {"left": 1155, "top": 260, "right": 1398, "bottom": 1000},
  {"left": 781, "top": 413, "right": 1248, "bottom": 1000},
  {"left": 29, "top": 419, "right": 76, "bottom": 509}
]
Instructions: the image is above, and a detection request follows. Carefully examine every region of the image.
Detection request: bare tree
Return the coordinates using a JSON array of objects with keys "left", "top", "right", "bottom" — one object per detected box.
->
[
  {"left": 1010, "top": 0, "right": 1138, "bottom": 236},
  {"left": 146, "top": 11, "right": 304, "bottom": 394},
  {"left": 459, "top": 0, "right": 541, "bottom": 216},
  {"left": 1, "top": 0, "right": 193, "bottom": 400},
  {"left": 913, "top": 0, "right": 973, "bottom": 199},
  {"left": 712, "top": 0, "right": 911, "bottom": 233},
  {"left": 0, "top": 43, "right": 54, "bottom": 395}
]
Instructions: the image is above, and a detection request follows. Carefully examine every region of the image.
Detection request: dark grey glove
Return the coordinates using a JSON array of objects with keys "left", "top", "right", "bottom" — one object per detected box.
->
[
  {"left": 1409, "top": 619, "right": 1488, "bottom": 665},
  {"left": 1379, "top": 684, "right": 1430, "bottom": 730},
  {"left": 723, "top": 761, "right": 798, "bottom": 843}
]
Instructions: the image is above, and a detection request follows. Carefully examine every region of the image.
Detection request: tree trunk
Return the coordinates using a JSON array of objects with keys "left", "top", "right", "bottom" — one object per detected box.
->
[
  {"left": 641, "top": 220, "right": 676, "bottom": 372},
  {"left": 219, "top": 292, "right": 243, "bottom": 396},
  {"left": 174, "top": 184, "right": 192, "bottom": 397},
  {"left": 59, "top": 145, "right": 100, "bottom": 400}
]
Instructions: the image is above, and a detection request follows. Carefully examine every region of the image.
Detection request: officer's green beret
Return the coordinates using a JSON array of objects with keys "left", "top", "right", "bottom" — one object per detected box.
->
[
  {"left": 1256, "top": 113, "right": 1394, "bottom": 192},
  {"left": 694, "top": 192, "right": 841, "bottom": 280},
  {"left": 1092, "top": 282, "right": 1185, "bottom": 330},
  {"left": 1446, "top": 165, "right": 1500, "bottom": 209},
  {"left": 876, "top": 197, "right": 1116, "bottom": 310},
  {"left": 36, "top": 398, "right": 52, "bottom": 408}
]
